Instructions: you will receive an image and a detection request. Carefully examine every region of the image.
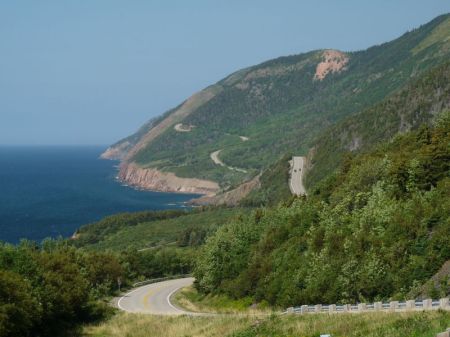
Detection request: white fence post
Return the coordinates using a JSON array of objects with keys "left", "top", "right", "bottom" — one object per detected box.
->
[
  {"left": 439, "top": 298, "right": 449, "bottom": 310},
  {"left": 301, "top": 305, "right": 308, "bottom": 314},
  {"left": 423, "top": 298, "right": 432, "bottom": 310},
  {"left": 406, "top": 300, "right": 415, "bottom": 310},
  {"left": 374, "top": 302, "right": 383, "bottom": 311},
  {"left": 357, "top": 303, "right": 366, "bottom": 312},
  {"left": 329, "top": 304, "right": 336, "bottom": 313},
  {"left": 389, "top": 301, "right": 398, "bottom": 311}
]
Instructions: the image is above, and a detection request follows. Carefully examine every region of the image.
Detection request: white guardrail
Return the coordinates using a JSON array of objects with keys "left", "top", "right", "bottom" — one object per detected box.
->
[{"left": 286, "top": 297, "right": 450, "bottom": 314}]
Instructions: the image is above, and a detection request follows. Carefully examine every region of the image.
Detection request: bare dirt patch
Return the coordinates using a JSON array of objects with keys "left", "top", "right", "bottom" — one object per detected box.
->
[
  {"left": 314, "top": 50, "right": 349, "bottom": 81},
  {"left": 174, "top": 123, "right": 194, "bottom": 132}
]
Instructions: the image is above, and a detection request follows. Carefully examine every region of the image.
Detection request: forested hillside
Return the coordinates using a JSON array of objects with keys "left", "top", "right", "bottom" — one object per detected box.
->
[
  {"left": 105, "top": 14, "right": 450, "bottom": 192},
  {"left": 73, "top": 207, "right": 241, "bottom": 251},
  {"left": 194, "top": 112, "right": 450, "bottom": 306},
  {"left": 0, "top": 237, "right": 198, "bottom": 336},
  {"left": 306, "top": 60, "right": 450, "bottom": 189}
]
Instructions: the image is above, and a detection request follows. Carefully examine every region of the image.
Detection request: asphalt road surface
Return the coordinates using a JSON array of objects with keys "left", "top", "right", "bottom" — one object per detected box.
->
[
  {"left": 116, "top": 277, "right": 195, "bottom": 315},
  {"left": 289, "top": 156, "right": 306, "bottom": 196}
]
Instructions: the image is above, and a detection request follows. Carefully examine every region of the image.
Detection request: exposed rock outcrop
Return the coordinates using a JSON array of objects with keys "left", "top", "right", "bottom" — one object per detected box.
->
[
  {"left": 118, "top": 163, "right": 219, "bottom": 196},
  {"left": 314, "top": 50, "right": 349, "bottom": 80}
]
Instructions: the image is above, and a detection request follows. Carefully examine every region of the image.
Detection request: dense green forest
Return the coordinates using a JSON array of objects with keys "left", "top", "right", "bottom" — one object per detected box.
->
[
  {"left": 74, "top": 207, "right": 241, "bottom": 251},
  {"left": 0, "top": 238, "right": 198, "bottom": 337},
  {"left": 0, "top": 208, "right": 246, "bottom": 336},
  {"left": 306, "top": 60, "right": 450, "bottom": 189},
  {"left": 0, "top": 241, "right": 120, "bottom": 336},
  {"left": 194, "top": 112, "right": 450, "bottom": 306}
]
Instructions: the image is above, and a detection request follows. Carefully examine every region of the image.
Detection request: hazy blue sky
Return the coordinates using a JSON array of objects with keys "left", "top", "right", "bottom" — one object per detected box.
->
[{"left": 1, "top": 1, "right": 449, "bottom": 145}]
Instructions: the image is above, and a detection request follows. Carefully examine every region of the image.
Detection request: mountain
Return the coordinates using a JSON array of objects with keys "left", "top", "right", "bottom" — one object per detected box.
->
[{"left": 102, "top": 14, "right": 450, "bottom": 197}]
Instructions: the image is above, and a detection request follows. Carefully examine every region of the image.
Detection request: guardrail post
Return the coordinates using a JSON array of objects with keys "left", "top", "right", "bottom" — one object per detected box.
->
[
  {"left": 357, "top": 303, "right": 366, "bottom": 312},
  {"left": 342, "top": 304, "right": 351, "bottom": 312},
  {"left": 329, "top": 304, "right": 336, "bottom": 313},
  {"left": 374, "top": 302, "right": 383, "bottom": 311},
  {"left": 301, "top": 305, "right": 308, "bottom": 314},
  {"left": 405, "top": 300, "right": 415, "bottom": 310},
  {"left": 286, "top": 307, "right": 294, "bottom": 313},
  {"left": 423, "top": 298, "right": 432, "bottom": 310},
  {"left": 315, "top": 304, "right": 322, "bottom": 313},
  {"left": 390, "top": 301, "right": 399, "bottom": 311},
  {"left": 440, "top": 298, "right": 449, "bottom": 310}
]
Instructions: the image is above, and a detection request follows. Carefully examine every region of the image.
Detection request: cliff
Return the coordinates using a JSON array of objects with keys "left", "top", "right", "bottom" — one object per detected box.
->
[{"left": 118, "top": 162, "right": 220, "bottom": 196}]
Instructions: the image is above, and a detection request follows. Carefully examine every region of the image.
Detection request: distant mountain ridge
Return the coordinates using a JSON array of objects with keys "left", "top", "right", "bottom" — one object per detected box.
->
[{"left": 102, "top": 14, "right": 450, "bottom": 197}]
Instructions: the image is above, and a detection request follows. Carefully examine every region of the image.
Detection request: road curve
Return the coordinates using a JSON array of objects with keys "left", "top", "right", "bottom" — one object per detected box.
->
[
  {"left": 210, "top": 150, "right": 247, "bottom": 173},
  {"left": 116, "top": 277, "right": 196, "bottom": 315}
]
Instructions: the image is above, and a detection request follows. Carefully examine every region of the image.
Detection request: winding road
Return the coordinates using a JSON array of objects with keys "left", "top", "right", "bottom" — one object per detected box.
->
[
  {"left": 116, "top": 277, "right": 196, "bottom": 315},
  {"left": 210, "top": 150, "right": 247, "bottom": 173}
]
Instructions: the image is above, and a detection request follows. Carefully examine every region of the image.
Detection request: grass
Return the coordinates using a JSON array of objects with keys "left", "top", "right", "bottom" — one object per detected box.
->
[
  {"left": 83, "top": 313, "right": 251, "bottom": 337},
  {"left": 83, "top": 310, "right": 450, "bottom": 337},
  {"left": 172, "top": 286, "right": 270, "bottom": 314}
]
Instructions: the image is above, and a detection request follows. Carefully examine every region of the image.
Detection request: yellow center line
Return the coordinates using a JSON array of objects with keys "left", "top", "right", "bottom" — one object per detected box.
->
[{"left": 142, "top": 288, "right": 156, "bottom": 309}]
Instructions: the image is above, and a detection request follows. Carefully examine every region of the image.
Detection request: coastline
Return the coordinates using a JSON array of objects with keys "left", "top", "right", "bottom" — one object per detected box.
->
[{"left": 117, "top": 162, "right": 220, "bottom": 197}]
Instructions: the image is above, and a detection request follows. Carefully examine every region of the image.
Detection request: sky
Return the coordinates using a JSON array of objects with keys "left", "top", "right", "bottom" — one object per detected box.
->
[{"left": 0, "top": 1, "right": 449, "bottom": 145}]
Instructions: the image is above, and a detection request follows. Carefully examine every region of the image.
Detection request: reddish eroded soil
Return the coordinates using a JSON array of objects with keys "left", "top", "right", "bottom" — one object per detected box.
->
[{"left": 314, "top": 50, "right": 349, "bottom": 80}]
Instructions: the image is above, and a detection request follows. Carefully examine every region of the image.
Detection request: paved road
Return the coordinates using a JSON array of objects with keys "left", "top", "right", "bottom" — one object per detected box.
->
[
  {"left": 116, "top": 277, "right": 195, "bottom": 315},
  {"left": 289, "top": 156, "right": 306, "bottom": 196},
  {"left": 210, "top": 150, "right": 247, "bottom": 173}
]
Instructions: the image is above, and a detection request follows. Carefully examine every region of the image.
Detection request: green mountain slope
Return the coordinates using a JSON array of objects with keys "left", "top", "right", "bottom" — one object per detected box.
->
[
  {"left": 306, "top": 60, "right": 450, "bottom": 189},
  {"left": 104, "top": 14, "right": 450, "bottom": 192},
  {"left": 73, "top": 208, "right": 242, "bottom": 251},
  {"left": 194, "top": 111, "right": 450, "bottom": 306}
]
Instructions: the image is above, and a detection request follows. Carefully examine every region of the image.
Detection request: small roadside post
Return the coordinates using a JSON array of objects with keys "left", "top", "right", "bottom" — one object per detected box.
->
[{"left": 117, "top": 277, "right": 122, "bottom": 292}]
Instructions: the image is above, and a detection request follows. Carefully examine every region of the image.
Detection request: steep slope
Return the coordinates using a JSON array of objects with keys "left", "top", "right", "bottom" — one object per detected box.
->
[
  {"left": 104, "top": 14, "right": 450, "bottom": 195},
  {"left": 306, "top": 60, "right": 450, "bottom": 189},
  {"left": 194, "top": 112, "right": 450, "bottom": 306}
]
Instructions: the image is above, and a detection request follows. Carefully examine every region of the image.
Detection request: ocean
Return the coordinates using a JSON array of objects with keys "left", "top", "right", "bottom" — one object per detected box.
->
[{"left": 0, "top": 146, "right": 199, "bottom": 244}]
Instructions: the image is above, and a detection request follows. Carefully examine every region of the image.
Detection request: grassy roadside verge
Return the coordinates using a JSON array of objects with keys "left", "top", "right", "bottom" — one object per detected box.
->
[
  {"left": 83, "top": 310, "right": 450, "bottom": 337},
  {"left": 172, "top": 285, "right": 272, "bottom": 314}
]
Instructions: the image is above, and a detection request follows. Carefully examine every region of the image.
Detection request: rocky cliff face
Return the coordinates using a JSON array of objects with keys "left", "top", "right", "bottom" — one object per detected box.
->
[{"left": 118, "top": 162, "right": 220, "bottom": 196}]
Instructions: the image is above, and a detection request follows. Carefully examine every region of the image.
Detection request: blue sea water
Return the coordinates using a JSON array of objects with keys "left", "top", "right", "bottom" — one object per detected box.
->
[{"left": 0, "top": 146, "right": 199, "bottom": 244}]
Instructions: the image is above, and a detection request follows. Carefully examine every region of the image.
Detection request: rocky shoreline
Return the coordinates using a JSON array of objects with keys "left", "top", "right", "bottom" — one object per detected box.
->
[{"left": 117, "top": 162, "right": 220, "bottom": 196}]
